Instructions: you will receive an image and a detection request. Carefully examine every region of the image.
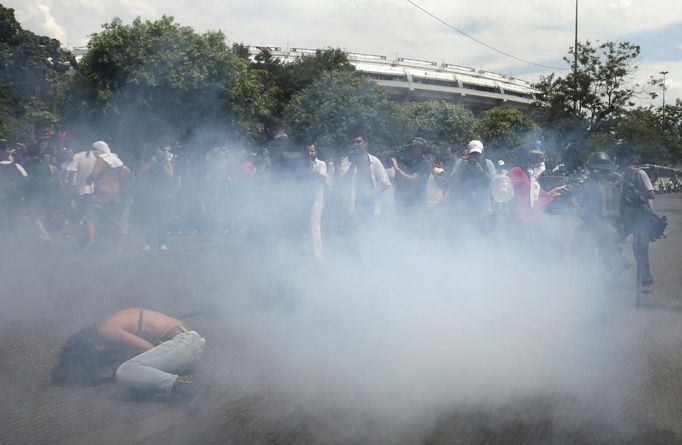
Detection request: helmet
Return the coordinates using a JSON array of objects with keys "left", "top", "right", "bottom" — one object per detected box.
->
[
  {"left": 588, "top": 151, "right": 617, "bottom": 170},
  {"left": 589, "top": 151, "right": 611, "bottom": 164}
]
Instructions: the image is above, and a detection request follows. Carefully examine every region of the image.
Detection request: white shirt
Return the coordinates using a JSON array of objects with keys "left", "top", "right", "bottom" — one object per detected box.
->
[
  {"left": 71, "top": 151, "right": 97, "bottom": 195},
  {"left": 312, "top": 158, "right": 329, "bottom": 204},
  {"left": 339, "top": 154, "right": 391, "bottom": 216}
]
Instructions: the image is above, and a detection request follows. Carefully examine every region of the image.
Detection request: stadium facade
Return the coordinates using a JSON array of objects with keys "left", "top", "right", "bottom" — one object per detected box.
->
[{"left": 249, "top": 46, "right": 537, "bottom": 114}]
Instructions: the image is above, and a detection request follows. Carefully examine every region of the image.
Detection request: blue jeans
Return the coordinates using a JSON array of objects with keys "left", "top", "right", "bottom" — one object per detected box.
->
[{"left": 115, "top": 332, "right": 205, "bottom": 394}]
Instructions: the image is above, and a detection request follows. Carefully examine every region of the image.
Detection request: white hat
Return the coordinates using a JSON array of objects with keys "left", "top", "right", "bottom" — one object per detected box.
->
[{"left": 467, "top": 140, "right": 483, "bottom": 154}]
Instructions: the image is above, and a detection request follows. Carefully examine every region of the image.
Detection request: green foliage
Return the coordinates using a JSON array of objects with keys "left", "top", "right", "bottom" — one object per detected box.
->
[
  {"left": 285, "top": 70, "right": 403, "bottom": 156},
  {"left": 534, "top": 41, "right": 640, "bottom": 134},
  {"left": 399, "top": 101, "right": 477, "bottom": 153},
  {"left": 252, "top": 47, "right": 355, "bottom": 116},
  {"left": 532, "top": 40, "right": 641, "bottom": 165},
  {"left": 590, "top": 105, "right": 682, "bottom": 165},
  {"left": 63, "top": 16, "right": 273, "bottom": 156},
  {"left": 477, "top": 106, "right": 538, "bottom": 152},
  {"left": 0, "top": 5, "right": 72, "bottom": 142}
]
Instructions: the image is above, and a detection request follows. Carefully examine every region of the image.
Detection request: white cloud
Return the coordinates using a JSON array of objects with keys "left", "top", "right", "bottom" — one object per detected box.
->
[{"left": 12, "top": 1, "right": 67, "bottom": 43}]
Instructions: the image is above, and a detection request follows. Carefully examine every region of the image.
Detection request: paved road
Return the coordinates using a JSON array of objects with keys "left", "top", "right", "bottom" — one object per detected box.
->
[{"left": 0, "top": 194, "right": 681, "bottom": 444}]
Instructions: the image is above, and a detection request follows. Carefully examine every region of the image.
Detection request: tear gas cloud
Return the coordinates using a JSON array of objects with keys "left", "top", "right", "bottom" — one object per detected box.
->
[
  {"left": 1, "top": 124, "right": 671, "bottom": 444},
  {"left": 49, "top": 114, "right": 653, "bottom": 440},
  {"left": 10, "top": 59, "right": 663, "bottom": 441},
  {"left": 193, "top": 181, "right": 648, "bottom": 439}
]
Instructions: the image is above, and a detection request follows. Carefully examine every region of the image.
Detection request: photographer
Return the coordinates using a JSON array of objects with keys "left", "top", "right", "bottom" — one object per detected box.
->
[
  {"left": 139, "top": 145, "right": 175, "bottom": 251},
  {"left": 391, "top": 137, "right": 433, "bottom": 232},
  {"left": 448, "top": 140, "right": 496, "bottom": 234},
  {"left": 619, "top": 150, "right": 656, "bottom": 293}
]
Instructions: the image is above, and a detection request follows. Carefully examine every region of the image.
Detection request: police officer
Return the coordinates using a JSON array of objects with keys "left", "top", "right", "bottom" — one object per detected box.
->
[{"left": 571, "top": 151, "right": 629, "bottom": 279}]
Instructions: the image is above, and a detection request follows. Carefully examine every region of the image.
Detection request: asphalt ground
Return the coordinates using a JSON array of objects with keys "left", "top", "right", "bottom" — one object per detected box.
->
[{"left": 0, "top": 193, "right": 681, "bottom": 444}]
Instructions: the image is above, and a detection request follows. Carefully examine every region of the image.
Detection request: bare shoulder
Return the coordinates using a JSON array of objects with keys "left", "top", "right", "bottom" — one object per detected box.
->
[{"left": 99, "top": 308, "right": 139, "bottom": 329}]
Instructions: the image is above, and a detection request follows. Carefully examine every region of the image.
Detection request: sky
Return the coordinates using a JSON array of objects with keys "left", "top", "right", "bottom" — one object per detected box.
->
[{"left": 7, "top": 0, "right": 682, "bottom": 104}]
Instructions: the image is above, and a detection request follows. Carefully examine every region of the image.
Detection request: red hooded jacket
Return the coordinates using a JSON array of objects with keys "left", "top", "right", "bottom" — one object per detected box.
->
[{"left": 507, "top": 166, "right": 554, "bottom": 223}]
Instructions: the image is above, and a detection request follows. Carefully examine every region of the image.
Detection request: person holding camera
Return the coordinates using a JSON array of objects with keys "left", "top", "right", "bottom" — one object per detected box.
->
[
  {"left": 447, "top": 140, "right": 496, "bottom": 235},
  {"left": 391, "top": 137, "right": 433, "bottom": 232},
  {"left": 139, "top": 145, "right": 175, "bottom": 251}
]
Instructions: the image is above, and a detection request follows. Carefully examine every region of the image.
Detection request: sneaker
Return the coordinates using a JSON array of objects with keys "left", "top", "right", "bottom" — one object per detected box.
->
[
  {"left": 159, "top": 244, "right": 168, "bottom": 251},
  {"left": 142, "top": 244, "right": 151, "bottom": 251},
  {"left": 170, "top": 377, "right": 198, "bottom": 403},
  {"left": 641, "top": 281, "right": 654, "bottom": 294}
]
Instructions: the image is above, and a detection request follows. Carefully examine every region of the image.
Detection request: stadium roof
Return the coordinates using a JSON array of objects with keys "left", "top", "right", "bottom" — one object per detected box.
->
[{"left": 249, "top": 46, "right": 537, "bottom": 113}]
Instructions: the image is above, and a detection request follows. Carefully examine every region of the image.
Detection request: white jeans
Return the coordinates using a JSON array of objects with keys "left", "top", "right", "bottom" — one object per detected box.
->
[
  {"left": 310, "top": 201, "right": 324, "bottom": 261},
  {"left": 115, "top": 332, "right": 205, "bottom": 394}
]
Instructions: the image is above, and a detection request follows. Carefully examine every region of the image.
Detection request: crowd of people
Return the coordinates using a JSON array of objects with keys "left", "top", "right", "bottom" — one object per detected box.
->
[{"left": 0, "top": 118, "right": 661, "bottom": 292}]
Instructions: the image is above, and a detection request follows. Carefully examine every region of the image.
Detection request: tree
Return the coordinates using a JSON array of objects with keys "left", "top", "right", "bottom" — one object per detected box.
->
[
  {"left": 476, "top": 106, "right": 538, "bottom": 160},
  {"left": 399, "top": 100, "right": 477, "bottom": 154},
  {"left": 251, "top": 47, "right": 355, "bottom": 116},
  {"left": 0, "top": 5, "right": 73, "bottom": 142},
  {"left": 533, "top": 40, "right": 641, "bottom": 164},
  {"left": 285, "top": 70, "right": 403, "bottom": 156},
  {"left": 62, "top": 16, "right": 273, "bottom": 157},
  {"left": 591, "top": 108, "right": 670, "bottom": 164}
]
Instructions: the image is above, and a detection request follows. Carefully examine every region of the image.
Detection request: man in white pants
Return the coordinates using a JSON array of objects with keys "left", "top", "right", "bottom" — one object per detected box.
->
[{"left": 307, "top": 143, "right": 329, "bottom": 262}]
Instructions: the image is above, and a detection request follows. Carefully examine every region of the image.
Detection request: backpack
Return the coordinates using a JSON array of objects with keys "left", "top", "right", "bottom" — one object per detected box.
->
[
  {"left": 621, "top": 169, "right": 667, "bottom": 240},
  {"left": 643, "top": 212, "right": 668, "bottom": 241}
]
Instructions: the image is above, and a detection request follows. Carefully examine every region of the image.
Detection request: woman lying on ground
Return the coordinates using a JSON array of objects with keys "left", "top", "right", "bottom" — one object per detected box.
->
[{"left": 51, "top": 308, "right": 205, "bottom": 402}]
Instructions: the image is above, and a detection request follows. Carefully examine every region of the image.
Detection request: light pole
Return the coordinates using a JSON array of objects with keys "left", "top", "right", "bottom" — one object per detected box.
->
[
  {"left": 573, "top": 0, "right": 579, "bottom": 114},
  {"left": 660, "top": 71, "right": 668, "bottom": 108},
  {"left": 660, "top": 70, "right": 668, "bottom": 127}
]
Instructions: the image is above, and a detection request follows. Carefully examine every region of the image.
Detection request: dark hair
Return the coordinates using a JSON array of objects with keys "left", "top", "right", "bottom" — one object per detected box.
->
[
  {"left": 349, "top": 127, "right": 366, "bottom": 142},
  {"left": 51, "top": 325, "right": 116, "bottom": 385},
  {"left": 266, "top": 116, "right": 284, "bottom": 132},
  {"left": 26, "top": 144, "right": 42, "bottom": 159}
]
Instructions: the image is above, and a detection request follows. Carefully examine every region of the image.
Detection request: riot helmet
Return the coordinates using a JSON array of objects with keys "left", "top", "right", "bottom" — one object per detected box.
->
[{"left": 588, "top": 151, "right": 617, "bottom": 171}]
